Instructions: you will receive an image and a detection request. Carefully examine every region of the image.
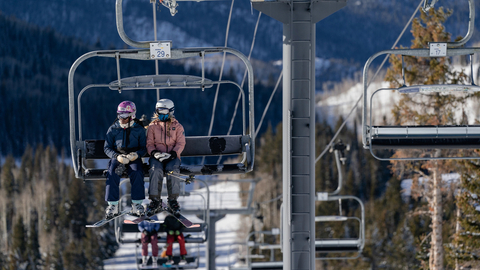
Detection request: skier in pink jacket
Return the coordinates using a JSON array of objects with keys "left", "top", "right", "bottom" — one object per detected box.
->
[{"left": 146, "top": 99, "right": 186, "bottom": 215}]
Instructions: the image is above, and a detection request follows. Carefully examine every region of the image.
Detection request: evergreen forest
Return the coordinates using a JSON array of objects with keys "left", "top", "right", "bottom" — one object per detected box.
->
[{"left": 1, "top": 145, "right": 117, "bottom": 269}]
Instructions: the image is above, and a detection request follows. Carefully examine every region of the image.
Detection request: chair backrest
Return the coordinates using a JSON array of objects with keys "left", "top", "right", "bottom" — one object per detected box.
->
[
  {"left": 84, "top": 135, "right": 246, "bottom": 159},
  {"left": 80, "top": 135, "right": 251, "bottom": 180}
]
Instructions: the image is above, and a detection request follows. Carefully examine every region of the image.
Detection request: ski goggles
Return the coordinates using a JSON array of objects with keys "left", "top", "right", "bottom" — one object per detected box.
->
[
  {"left": 117, "top": 113, "right": 132, "bottom": 119},
  {"left": 156, "top": 108, "right": 170, "bottom": 115}
]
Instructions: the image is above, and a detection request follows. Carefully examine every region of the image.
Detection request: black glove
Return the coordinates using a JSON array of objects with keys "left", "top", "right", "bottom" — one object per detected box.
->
[
  {"left": 168, "top": 151, "right": 177, "bottom": 160},
  {"left": 151, "top": 229, "right": 157, "bottom": 234}
]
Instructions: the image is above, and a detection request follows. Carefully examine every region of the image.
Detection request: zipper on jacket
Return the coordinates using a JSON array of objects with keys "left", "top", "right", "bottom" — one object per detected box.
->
[
  {"left": 164, "top": 122, "right": 168, "bottom": 152},
  {"left": 122, "top": 127, "right": 126, "bottom": 148}
]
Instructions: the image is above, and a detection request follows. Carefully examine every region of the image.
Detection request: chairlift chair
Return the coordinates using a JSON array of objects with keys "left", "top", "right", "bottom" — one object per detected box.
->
[
  {"left": 314, "top": 141, "right": 365, "bottom": 259},
  {"left": 241, "top": 229, "right": 283, "bottom": 270},
  {"left": 68, "top": 48, "right": 255, "bottom": 180},
  {"left": 314, "top": 194, "right": 365, "bottom": 260},
  {"left": 115, "top": 182, "right": 209, "bottom": 246},
  {"left": 363, "top": 47, "right": 480, "bottom": 161},
  {"left": 69, "top": 0, "right": 255, "bottom": 180},
  {"left": 132, "top": 222, "right": 202, "bottom": 270},
  {"left": 362, "top": 0, "right": 478, "bottom": 161},
  {"left": 110, "top": 177, "right": 217, "bottom": 257}
]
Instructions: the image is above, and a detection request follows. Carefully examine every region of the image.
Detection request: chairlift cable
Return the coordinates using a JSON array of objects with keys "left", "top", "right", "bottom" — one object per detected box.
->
[
  {"left": 314, "top": 0, "right": 424, "bottom": 163},
  {"left": 226, "top": 12, "right": 263, "bottom": 136},
  {"left": 258, "top": 194, "right": 283, "bottom": 204},
  {"left": 256, "top": 71, "right": 283, "bottom": 136},
  {"left": 217, "top": 12, "right": 263, "bottom": 164},
  {"left": 202, "top": 0, "right": 235, "bottom": 165},
  {"left": 153, "top": 1, "right": 161, "bottom": 100}
]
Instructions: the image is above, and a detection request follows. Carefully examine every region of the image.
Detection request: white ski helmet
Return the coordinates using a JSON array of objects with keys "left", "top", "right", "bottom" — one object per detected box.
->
[{"left": 155, "top": 99, "right": 175, "bottom": 120}]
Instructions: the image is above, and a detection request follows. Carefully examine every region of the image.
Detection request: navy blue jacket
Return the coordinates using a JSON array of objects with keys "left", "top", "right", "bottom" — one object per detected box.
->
[
  {"left": 138, "top": 215, "right": 160, "bottom": 232},
  {"left": 104, "top": 120, "right": 147, "bottom": 159}
]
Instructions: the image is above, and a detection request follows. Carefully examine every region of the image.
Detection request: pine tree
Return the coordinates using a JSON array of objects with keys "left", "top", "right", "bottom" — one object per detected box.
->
[
  {"left": 446, "top": 160, "right": 480, "bottom": 269},
  {"left": 47, "top": 241, "right": 64, "bottom": 270},
  {"left": 11, "top": 215, "right": 27, "bottom": 266},
  {"left": 83, "top": 229, "right": 103, "bottom": 270},
  {"left": 63, "top": 240, "right": 86, "bottom": 269},
  {"left": 384, "top": 6, "right": 468, "bottom": 269},
  {"left": 250, "top": 123, "right": 283, "bottom": 230},
  {"left": 65, "top": 175, "right": 88, "bottom": 238},
  {"left": 1, "top": 155, "right": 15, "bottom": 194},
  {"left": 17, "top": 145, "right": 33, "bottom": 190},
  {"left": 27, "top": 210, "right": 41, "bottom": 270},
  {"left": 1, "top": 155, "right": 15, "bottom": 253},
  {"left": 0, "top": 250, "right": 6, "bottom": 270},
  {"left": 32, "top": 144, "right": 43, "bottom": 180}
]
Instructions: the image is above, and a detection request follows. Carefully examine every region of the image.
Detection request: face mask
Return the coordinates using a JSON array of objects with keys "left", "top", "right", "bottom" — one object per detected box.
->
[{"left": 158, "top": 114, "right": 169, "bottom": 121}]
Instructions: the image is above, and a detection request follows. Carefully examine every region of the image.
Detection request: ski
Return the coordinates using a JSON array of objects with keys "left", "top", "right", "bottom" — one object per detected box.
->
[
  {"left": 123, "top": 203, "right": 199, "bottom": 228},
  {"left": 86, "top": 209, "right": 130, "bottom": 227},
  {"left": 161, "top": 201, "right": 198, "bottom": 228},
  {"left": 123, "top": 214, "right": 155, "bottom": 225},
  {"left": 123, "top": 203, "right": 168, "bottom": 225}
]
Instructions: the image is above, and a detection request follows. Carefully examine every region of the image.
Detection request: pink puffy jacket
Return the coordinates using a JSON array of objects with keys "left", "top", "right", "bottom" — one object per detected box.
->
[{"left": 146, "top": 118, "right": 186, "bottom": 158}]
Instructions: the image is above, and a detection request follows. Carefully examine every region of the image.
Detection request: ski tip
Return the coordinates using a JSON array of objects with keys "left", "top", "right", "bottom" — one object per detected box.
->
[
  {"left": 123, "top": 220, "right": 136, "bottom": 224},
  {"left": 188, "top": 224, "right": 201, "bottom": 228}
]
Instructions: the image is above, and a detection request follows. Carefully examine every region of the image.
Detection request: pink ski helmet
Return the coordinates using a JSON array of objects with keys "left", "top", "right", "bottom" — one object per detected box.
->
[{"left": 117, "top": 101, "right": 136, "bottom": 119}]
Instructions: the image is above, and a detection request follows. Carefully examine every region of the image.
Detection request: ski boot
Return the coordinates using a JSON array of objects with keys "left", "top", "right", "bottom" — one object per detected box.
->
[
  {"left": 152, "top": 256, "right": 158, "bottom": 267},
  {"left": 131, "top": 202, "right": 145, "bottom": 216},
  {"left": 146, "top": 198, "right": 163, "bottom": 216},
  {"left": 179, "top": 255, "right": 187, "bottom": 265},
  {"left": 141, "top": 256, "right": 148, "bottom": 267},
  {"left": 105, "top": 203, "right": 119, "bottom": 219},
  {"left": 165, "top": 256, "right": 174, "bottom": 266},
  {"left": 168, "top": 199, "right": 180, "bottom": 215}
]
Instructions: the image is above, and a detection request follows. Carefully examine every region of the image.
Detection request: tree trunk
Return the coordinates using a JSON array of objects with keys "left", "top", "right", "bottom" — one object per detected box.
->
[
  {"left": 455, "top": 205, "right": 460, "bottom": 270},
  {"left": 430, "top": 166, "right": 443, "bottom": 270}
]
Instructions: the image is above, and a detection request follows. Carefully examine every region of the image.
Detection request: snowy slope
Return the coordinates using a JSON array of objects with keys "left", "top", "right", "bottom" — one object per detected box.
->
[
  {"left": 104, "top": 181, "right": 244, "bottom": 270},
  {"left": 316, "top": 62, "right": 480, "bottom": 130}
]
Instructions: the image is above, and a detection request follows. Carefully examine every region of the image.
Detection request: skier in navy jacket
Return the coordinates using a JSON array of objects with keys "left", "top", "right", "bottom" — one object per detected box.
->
[
  {"left": 138, "top": 215, "right": 161, "bottom": 267},
  {"left": 104, "top": 101, "right": 147, "bottom": 218}
]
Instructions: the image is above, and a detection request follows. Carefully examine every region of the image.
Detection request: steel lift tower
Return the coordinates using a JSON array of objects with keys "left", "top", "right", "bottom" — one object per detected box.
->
[{"left": 251, "top": 0, "right": 347, "bottom": 269}]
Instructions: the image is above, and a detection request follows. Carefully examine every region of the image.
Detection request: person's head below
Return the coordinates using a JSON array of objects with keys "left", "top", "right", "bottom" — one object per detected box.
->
[
  {"left": 117, "top": 100, "right": 136, "bottom": 125},
  {"left": 155, "top": 98, "right": 175, "bottom": 122}
]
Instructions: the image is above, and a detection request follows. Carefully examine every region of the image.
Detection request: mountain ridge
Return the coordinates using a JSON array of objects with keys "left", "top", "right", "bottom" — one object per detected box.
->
[{"left": 3, "top": 0, "right": 476, "bottom": 64}]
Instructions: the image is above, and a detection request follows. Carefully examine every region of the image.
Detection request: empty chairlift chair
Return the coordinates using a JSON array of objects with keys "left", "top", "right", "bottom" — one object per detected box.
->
[
  {"left": 314, "top": 195, "right": 365, "bottom": 259},
  {"left": 363, "top": 49, "right": 480, "bottom": 161},
  {"left": 245, "top": 229, "right": 283, "bottom": 270},
  {"left": 362, "top": 0, "right": 480, "bottom": 161},
  {"left": 314, "top": 142, "right": 365, "bottom": 259}
]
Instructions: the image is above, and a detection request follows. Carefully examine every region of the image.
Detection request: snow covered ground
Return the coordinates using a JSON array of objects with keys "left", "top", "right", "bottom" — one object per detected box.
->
[{"left": 104, "top": 181, "right": 246, "bottom": 270}]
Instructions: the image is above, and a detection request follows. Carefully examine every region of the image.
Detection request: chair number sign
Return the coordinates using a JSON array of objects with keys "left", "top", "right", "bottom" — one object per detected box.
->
[
  {"left": 429, "top": 42, "right": 447, "bottom": 57},
  {"left": 150, "top": 42, "right": 172, "bottom": 59}
]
